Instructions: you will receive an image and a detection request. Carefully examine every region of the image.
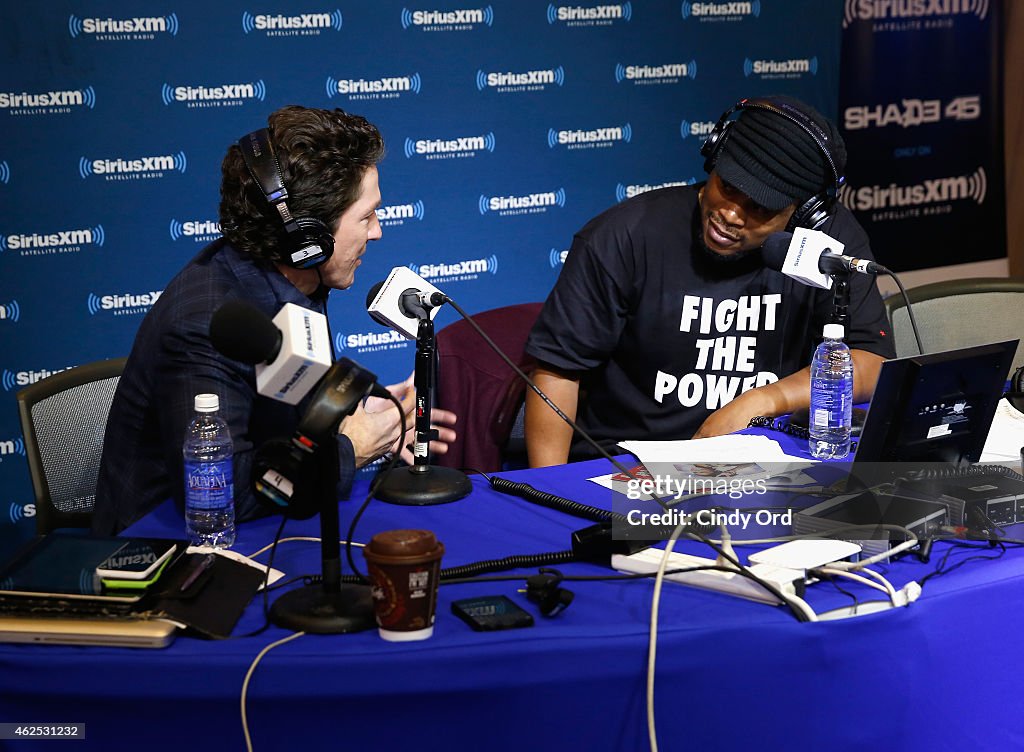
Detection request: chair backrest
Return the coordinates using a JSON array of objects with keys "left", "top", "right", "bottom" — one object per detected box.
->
[
  {"left": 884, "top": 277, "right": 1024, "bottom": 373},
  {"left": 435, "top": 303, "right": 543, "bottom": 473},
  {"left": 16, "top": 357, "right": 127, "bottom": 534}
]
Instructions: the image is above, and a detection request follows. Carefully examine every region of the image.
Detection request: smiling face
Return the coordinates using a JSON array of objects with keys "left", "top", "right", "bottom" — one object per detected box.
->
[
  {"left": 316, "top": 165, "right": 382, "bottom": 290},
  {"left": 698, "top": 171, "right": 795, "bottom": 257}
]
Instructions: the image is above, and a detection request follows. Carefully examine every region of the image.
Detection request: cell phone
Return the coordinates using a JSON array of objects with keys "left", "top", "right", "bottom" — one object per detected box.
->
[
  {"left": 95, "top": 539, "right": 179, "bottom": 581},
  {"left": 451, "top": 595, "right": 534, "bottom": 631}
]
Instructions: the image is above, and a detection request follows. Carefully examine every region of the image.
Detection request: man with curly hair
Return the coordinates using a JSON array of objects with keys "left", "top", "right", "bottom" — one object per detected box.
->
[{"left": 94, "top": 106, "right": 454, "bottom": 534}]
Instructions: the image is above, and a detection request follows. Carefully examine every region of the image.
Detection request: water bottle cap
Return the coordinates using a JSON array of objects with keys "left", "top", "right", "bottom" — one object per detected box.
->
[
  {"left": 822, "top": 323, "right": 845, "bottom": 340},
  {"left": 194, "top": 393, "right": 219, "bottom": 412}
]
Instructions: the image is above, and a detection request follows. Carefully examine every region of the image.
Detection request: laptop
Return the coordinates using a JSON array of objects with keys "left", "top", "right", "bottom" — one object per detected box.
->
[{"left": 0, "top": 615, "right": 177, "bottom": 648}]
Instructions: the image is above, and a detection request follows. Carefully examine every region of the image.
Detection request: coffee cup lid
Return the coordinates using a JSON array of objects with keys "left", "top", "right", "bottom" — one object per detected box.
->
[{"left": 368, "top": 529, "right": 439, "bottom": 557}]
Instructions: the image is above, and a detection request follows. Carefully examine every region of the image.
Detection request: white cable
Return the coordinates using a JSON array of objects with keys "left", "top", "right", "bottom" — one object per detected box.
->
[
  {"left": 248, "top": 537, "right": 365, "bottom": 558},
  {"left": 815, "top": 567, "right": 893, "bottom": 601},
  {"left": 241, "top": 631, "right": 305, "bottom": 752},
  {"left": 853, "top": 567, "right": 899, "bottom": 603}
]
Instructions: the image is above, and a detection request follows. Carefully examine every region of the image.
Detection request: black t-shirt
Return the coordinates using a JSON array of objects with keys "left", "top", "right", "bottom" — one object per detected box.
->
[{"left": 525, "top": 184, "right": 895, "bottom": 454}]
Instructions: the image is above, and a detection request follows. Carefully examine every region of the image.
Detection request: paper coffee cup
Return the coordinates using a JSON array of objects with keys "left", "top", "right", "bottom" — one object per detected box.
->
[{"left": 363, "top": 529, "right": 444, "bottom": 642}]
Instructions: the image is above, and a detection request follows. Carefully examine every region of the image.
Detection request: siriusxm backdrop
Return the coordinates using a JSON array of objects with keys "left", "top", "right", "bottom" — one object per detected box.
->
[{"left": 0, "top": 0, "right": 844, "bottom": 548}]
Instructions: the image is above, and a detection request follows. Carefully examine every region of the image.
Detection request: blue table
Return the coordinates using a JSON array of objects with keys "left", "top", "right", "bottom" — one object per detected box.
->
[{"left": 2, "top": 440, "right": 1024, "bottom": 752}]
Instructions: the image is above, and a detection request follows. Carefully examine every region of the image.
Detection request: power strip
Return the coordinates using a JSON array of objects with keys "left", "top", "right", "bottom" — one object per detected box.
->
[{"left": 611, "top": 549, "right": 803, "bottom": 605}]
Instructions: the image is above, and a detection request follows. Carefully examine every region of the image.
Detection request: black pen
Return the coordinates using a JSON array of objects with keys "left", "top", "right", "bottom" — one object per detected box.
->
[{"left": 179, "top": 553, "right": 216, "bottom": 592}]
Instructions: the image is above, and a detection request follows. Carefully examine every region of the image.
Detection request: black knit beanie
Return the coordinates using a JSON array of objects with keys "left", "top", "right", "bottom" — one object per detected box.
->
[{"left": 713, "top": 96, "right": 846, "bottom": 211}]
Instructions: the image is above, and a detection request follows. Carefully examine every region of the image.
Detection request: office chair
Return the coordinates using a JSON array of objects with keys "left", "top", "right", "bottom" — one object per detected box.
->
[
  {"left": 435, "top": 303, "right": 543, "bottom": 473},
  {"left": 16, "top": 357, "right": 127, "bottom": 534},
  {"left": 884, "top": 277, "right": 1024, "bottom": 372}
]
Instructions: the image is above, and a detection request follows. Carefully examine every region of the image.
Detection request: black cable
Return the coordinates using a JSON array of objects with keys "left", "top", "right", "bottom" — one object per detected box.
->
[
  {"left": 747, "top": 415, "right": 809, "bottom": 440},
  {"left": 487, "top": 476, "right": 627, "bottom": 523},
  {"left": 225, "top": 513, "right": 289, "bottom": 640},
  {"left": 821, "top": 573, "right": 860, "bottom": 614},
  {"left": 917, "top": 539, "right": 1009, "bottom": 591},
  {"left": 883, "top": 269, "right": 925, "bottom": 355}
]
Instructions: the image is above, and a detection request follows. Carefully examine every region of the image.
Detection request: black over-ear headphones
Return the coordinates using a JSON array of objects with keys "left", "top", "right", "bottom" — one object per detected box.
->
[
  {"left": 700, "top": 97, "right": 844, "bottom": 231},
  {"left": 238, "top": 128, "right": 335, "bottom": 269}
]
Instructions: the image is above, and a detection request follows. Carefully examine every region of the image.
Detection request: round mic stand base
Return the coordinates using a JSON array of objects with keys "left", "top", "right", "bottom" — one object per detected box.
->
[
  {"left": 269, "top": 582, "right": 375, "bottom": 634},
  {"left": 373, "top": 464, "right": 472, "bottom": 506}
]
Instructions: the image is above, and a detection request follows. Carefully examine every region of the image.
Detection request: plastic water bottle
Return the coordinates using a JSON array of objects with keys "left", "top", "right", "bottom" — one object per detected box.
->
[
  {"left": 183, "top": 394, "right": 235, "bottom": 548},
  {"left": 808, "top": 323, "right": 854, "bottom": 459}
]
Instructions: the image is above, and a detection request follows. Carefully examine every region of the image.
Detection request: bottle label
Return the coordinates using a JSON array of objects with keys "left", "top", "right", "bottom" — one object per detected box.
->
[
  {"left": 810, "top": 374, "right": 852, "bottom": 428},
  {"left": 185, "top": 460, "right": 234, "bottom": 510}
]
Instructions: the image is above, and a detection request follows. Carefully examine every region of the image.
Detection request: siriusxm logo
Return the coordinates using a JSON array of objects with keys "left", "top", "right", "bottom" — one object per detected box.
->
[
  {"left": 547, "top": 3, "right": 632, "bottom": 25},
  {"left": 401, "top": 6, "right": 494, "bottom": 30},
  {"left": 839, "top": 167, "right": 987, "bottom": 212},
  {"left": 843, "top": 0, "right": 989, "bottom": 27},
  {"left": 326, "top": 73, "right": 421, "bottom": 101},
  {"left": 615, "top": 62, "right": 696, "bottom": 84},
  {"left": 87, "top": 290, "right": 163, "bottom": 316},
  {"left": 0, "top": 86, "right": 96, "bottom": 116},
  {"left": 548, "top": 248, "right": 569, "bottom": 268},
  {"left": 1, "top": 225, "right": 104, "bottom": 257},
  {"left": 743, "top": 56, "right": 818, "bottom": 79},
  {"left": 615, "top": 179, "right": 696, "bottom": 202},
  {"left": 376, "top": 200, "right": 425, "bottom": 227},
  {"left": 169, "top": 218, "right": 221, "bottom": 242},
  {"left": 480, "top": 189, "right": 566, "bottom": 217},
  {"left": 0, "top": 300, "right": 20, "bottom": 323},
  {"left": 242, "top": 9, "right": 343, "bottom": 35},
  {"left": 844, "top": 95, "right": 980, "bottom": 130},
  {"left": 162, "top": 80, "right": 266, "bottom": 107},
  {"left": 7, "top": 502, "right": 36, "bottom": 524},
  {"left": 681, "top": 1, "right": 760, "bottom": 20},
  {"left": 69, "top": 13, "right": 179, "bottom": 38},
  {"left": 548, "top": 124, "right": 631, "bottom": 150},
  {"left": 336, "top": 329, "right": 408, "bottom": 354},
  {"left": 79, "top": 152, "right": 187, "bottom": 181},
  {"left": 2, "top": 366, "right": 73, "bottom": 391},
  {"left": 410, "top": 257, "right": 498, "bottom": 282},
  {"left": 0, "top": 437, "right": 26, "bottom": 459},
  {"left": 680, "top": 119, "right": 716, "bottom": 139},
  {"left": 0, "top": 161, "right": 10, "bottom": 184},
  {"left": 477, "top": 67, "right": 565, "bottom": 92},
  {"left": 404, "top": 132, "right": 496, "bottom": 160}
]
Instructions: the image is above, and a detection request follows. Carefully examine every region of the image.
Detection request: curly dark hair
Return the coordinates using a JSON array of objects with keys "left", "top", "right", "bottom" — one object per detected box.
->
[{"left": 219, "top": 106, "right": 385, "bottom": 262}]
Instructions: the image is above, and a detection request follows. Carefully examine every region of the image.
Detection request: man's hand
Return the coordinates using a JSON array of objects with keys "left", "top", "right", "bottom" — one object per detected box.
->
[
  {"left": 340, "top": 372, "right": 457, "bottom": 467},
  {"left": 691, "top": 388, "right": 775, "bottom": 439}
]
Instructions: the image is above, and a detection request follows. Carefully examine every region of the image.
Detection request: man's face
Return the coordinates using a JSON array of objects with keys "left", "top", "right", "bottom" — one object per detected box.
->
[
  {"left": 698, "top": 171, "right": 795, "bottom": 256},
  {"left": 318, "top": 165, "right": 382, "bottom": 290}
]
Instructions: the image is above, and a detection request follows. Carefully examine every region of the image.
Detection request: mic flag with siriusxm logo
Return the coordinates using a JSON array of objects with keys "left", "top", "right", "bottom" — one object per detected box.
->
[
  {"left": 0, "top": 0, "right": 843, "bottom": 544},
  {"left": 838, "top": 0, "right": 1004, "bottom": 271}
]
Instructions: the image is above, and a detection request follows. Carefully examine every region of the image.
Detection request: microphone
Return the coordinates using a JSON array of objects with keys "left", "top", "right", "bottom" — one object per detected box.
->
[
  {"left": 365, "top": 266, "right": 446, "bottom": 339},
  {"left": 209, "top": 300, "right": 332, "bottom": 405},
  {"left": 761, "top": 230, "right": 887, "bottom": 290}
]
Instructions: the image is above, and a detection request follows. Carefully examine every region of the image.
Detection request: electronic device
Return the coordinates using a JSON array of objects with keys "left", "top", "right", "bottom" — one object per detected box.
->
[
  {"left": 747, "top": 539, "right": 862, "bottom": 570},
  {"left": 366, "top": 265, "right": 445, "bottom": 339},
  {"left": 701, "top": 96, "right": 842, "bottom": 231},
  {"left": 854, "top": 340, "right": 1018, "bottom": 465},
  {"left": 894, "top": 470, "right": 1024, "bottom": 527},
  {"left": 95, "top": 538, "right": 179, "bottom": 581},
  {"left": 0, "top": 615, "right": 176, "bottom": 648},
  {"left": 451, "top": 595, "right": 534, "bottom": 631},
  {"left": 237, "top": 128, "right": 335, "bottom": 269}
]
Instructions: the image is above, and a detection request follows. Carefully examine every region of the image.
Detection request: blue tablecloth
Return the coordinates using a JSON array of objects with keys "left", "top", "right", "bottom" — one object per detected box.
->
[{"left": 2, "top": 438, "right": 1024, "bottom": 752}]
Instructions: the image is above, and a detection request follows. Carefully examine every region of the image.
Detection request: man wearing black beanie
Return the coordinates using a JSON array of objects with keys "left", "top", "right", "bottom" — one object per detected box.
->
[{"left": 524, "top": 96, "right": 894, "bottom": 467}]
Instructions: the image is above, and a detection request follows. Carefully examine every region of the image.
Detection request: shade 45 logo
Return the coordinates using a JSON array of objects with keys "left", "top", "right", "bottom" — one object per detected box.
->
[
  {"left": 326, "top": 73, "right": 422, "bottom": 101},
  {"left": 479, "top": 189, "right": 566, "bottom": 217},
  {"left": 0, "top": 225, "right": 105, "bottom": 257},
  {"left": 615, "top": 62, "right": 696, "bottom": 85},
  {"left": 335, "top": 329, "right": 408, "bottom": 355},
  {"left": 401, "top": 6, "right": 495, "bottom": 31},
  {"left": 169, "top": 218, "right": 221, "bottom": 242},
  {"left": 404, "top": 132, "right": 496, "bottom": 160},
  {"left": 844, "top": 96, "right": 981, "bottom": 130},
  {"left": 410, "top": 257, "right": 498, "bottom": 284},
  {"left": 547, "top": 2, "right": 632, "bottom": 26},
  {"left": 376, "top": 201, "right": 425, "bottom": 227},
  {"left": 476, "top": 66, "right": 565, "bottom": 93},
  {"left": 162, "top": 80, "right": 266, "bottom": 108},
  {"left": 79, "top": 152, "right": 187, "bottom": 181},
  {"left": 87, "top": 290, "right": 163, "bottom": 317},
  {"left": 842, "top": 0, "right": 989, "bottom": 28},
  {"left": 241, "top": 9, "right": 343, "bottom": 36},
  {"left": 68, "top": 13, "right": 180, "bottom": 40},
  {"left": 681, "top": 1, "right": 760, "bottom": 21},
  {"left": 0, "top": 86, "right": 96, "bottom": 116},
  {"left": 743, "top": 56, "right": 818, "bottom": 80}
]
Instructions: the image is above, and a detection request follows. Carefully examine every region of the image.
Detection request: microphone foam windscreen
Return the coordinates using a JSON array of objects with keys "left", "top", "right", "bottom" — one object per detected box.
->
[
  {"left": 365, "top": 280, "right": 385, "bottom": 310},
  {"left": 760, "top": 232, "right": 792, "bottom": 272},
  {"left": 209, "top": 300, "right": 282, "bottom": 364}
]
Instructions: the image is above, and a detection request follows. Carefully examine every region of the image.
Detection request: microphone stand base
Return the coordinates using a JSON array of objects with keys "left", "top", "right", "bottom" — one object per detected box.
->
[
  {"left": 374, "top": 465, "right": 472, "bottom": 506},
  {"left": 269, "top": 582, "right": 375, "bottom": 634}
]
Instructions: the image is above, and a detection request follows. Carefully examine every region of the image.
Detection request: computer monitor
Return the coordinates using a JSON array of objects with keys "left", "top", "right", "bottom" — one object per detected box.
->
[{"left": 854, "top": 340, "right": 1018, "bottom": 465}]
